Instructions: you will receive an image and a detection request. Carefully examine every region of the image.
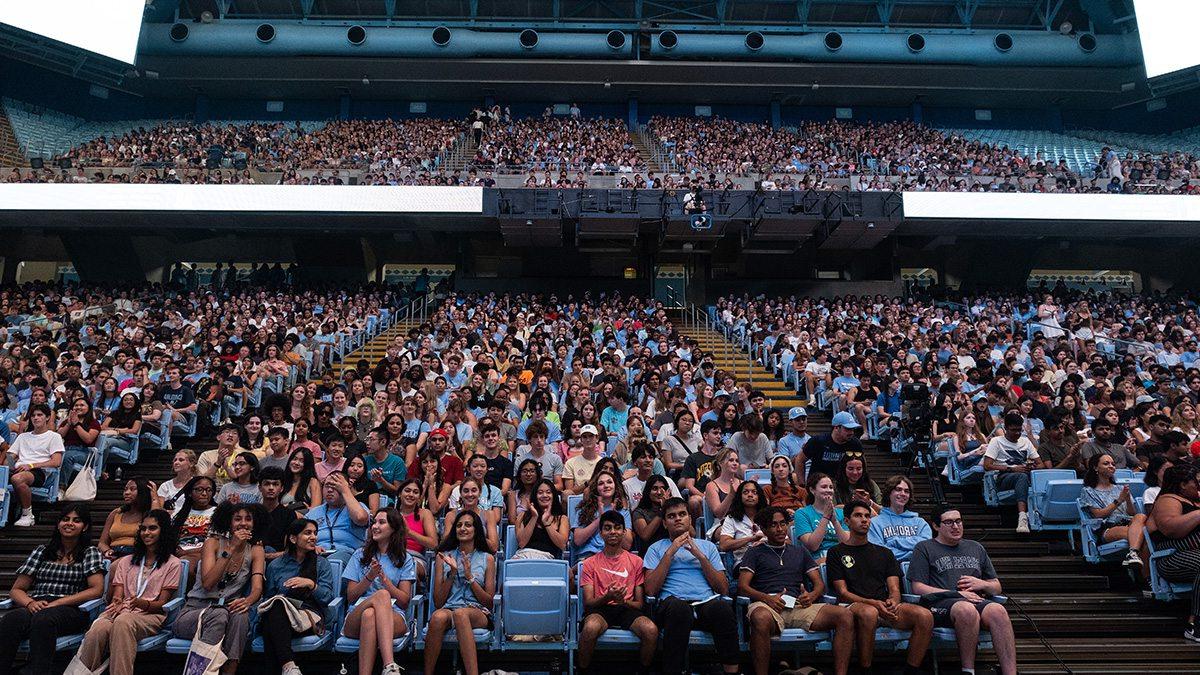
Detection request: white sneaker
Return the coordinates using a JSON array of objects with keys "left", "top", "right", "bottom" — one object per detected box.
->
[
  {"left": 380, "top": 664, "right": 402, "bottom": 675},
  {"left": 282, "top": 665, "right": 303, "bottom": 675},
  {"left": 14, "top": 512, "right": 35, "bottom": 527},
  {"left": 1015, "top": 512, "right": 1030, "bottom": 533},
  {"left": 1123, "top": 549, "right": 1143, "bottom": 567}
]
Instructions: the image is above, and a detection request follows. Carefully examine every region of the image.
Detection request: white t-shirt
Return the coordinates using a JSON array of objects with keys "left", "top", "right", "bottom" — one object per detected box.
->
[
  {"left": 157, "top": 478, "right": 189, "bottom": 505},
  {"left": 623, "top": 474, "right": 681, "bottom": 505},
  {"left": 11, "top": 430, "right": 65, "bottom": 466}
]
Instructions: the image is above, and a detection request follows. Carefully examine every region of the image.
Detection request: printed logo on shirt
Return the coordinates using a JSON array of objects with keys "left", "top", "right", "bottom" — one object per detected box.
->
[
  {"left": 841, "top": 555, "right": 856, "bottom": 569},
  {"left": 601, "top": 568, "right": 630, "bottom": 578}
]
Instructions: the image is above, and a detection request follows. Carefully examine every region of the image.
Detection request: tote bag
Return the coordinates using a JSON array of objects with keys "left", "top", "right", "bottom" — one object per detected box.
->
[
  {"left": 63, "top": 451, "right": 98, "bottom": 501},
  {"left": 182, "top": 608, "right": 227, "bottom": 675}
]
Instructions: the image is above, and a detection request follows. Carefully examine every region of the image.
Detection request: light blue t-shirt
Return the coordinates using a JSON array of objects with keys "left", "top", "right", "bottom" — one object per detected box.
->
[
  {"left": 643, "top": 537, "right": 724, "bottom": 601},
  {"left": 776, "top": 433, "right": 811, "bottom": 459},
  {"left": 309, "top": 501, "right": 368, "bottom": 553},
  {"left": 343, "top": 547, "right": 418, "bottom": 615}
]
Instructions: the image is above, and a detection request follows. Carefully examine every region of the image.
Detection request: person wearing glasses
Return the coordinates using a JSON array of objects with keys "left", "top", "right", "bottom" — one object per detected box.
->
[
  {"left": 907, "top": 505, "right": 1018, "bottom": 675},
  {"left": 737, "top": 506, "right": 854, "bottom": 675}
]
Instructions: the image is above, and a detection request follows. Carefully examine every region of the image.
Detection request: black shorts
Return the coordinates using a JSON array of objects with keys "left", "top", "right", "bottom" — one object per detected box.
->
[
  {"left": 585, "top": 604, "right": 647, "bottom": 630},
  {"left": 15, "top": 468, "right": 49, "bottom": 487},
  {"left": 925, "top": 596, "right": 997, "bottom": 628}
]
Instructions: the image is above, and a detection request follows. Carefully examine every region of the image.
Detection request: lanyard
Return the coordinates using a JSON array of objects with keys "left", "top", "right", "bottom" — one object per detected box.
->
[
  {"left": 323, "top": 507, "right": 343, "bottom": 546},
  {"left": 133, "top": 560, "right": 158, "bottom": 599}
]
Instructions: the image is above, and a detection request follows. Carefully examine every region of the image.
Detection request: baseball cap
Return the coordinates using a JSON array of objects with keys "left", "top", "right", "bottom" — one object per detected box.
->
[
  {"left": 428, "top": 428, "right": 449, "bottom": 439},
  {"left": 1135, "top": 394, "right": 1156, "bottom": 405},
  {"left": 580, "top": 424, "right": 599, "bottom": 436},
  {"left": 1012, "top": 364, "right": 1027, "bottom": 373},
  {"left": 831, "top": 411, "right": 861, "bottom": 429},
  {"left": 788, "top": 406, "right": 808, "bottom": 420}
]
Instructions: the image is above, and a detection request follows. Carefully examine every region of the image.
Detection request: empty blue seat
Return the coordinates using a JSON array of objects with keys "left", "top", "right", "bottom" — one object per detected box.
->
[{"left": 1028, "top": 471, "right": 1083, "bottom": 546}]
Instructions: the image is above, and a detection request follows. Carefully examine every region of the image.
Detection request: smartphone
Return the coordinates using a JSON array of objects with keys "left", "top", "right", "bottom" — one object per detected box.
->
[{"left": 780, "top": 594, "right": 797, "bottom": 609}]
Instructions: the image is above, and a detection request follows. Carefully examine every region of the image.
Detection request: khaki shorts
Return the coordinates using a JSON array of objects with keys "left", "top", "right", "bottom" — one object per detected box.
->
[{"left": 747, "top": 601, "right": 824, "bottom": 632}]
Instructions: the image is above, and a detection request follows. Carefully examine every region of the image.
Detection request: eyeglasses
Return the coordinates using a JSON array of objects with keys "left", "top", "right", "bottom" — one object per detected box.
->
[
  {"left": 939, "top": 518, "right": 964, "bottom": 526},
  {"left": 192, "top": 486, "right": 214, "bottom": 494}
]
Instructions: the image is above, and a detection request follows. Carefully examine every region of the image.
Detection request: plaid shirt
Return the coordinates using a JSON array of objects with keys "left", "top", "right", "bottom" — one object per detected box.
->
[{"left": 16, "top": 545, "right": 105, "bottom": 600}]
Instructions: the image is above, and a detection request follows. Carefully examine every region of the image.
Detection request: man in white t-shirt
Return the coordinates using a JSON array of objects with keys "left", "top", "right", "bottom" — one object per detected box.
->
[
  {"left": 803, "top": 350, "right": 834, "bottom": 399},
  {"left": 564, "top": 425, "right": 603, "bottom": 495},
  {"left": 623, "top": 443, "right": 681, "bottom": 504},
  {"left": 1, "top": 404, "right": 65, "bottom": 526},
  {"left": 982, "top": 412, "right": 1049, "bottom": 533}
]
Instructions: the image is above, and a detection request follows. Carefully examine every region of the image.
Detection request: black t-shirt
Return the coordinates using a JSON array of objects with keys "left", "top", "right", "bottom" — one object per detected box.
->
[
  {"left": 483, "top": 454, "right": 514, "bottom": 490},
  {"left": 826, "top": 541, "right": 901, "bottom": 602},
  {"left": 343, "top": 439, "right": 367, "bottom": 461},
  {"left": 681, "top": 449, "right": 720, "bottom": 492},
  {"left": 737, "top": 542, "right": 818, "bottom": 596},
  {"left": 156, "top": 383, "right": 196, "bottom": 410},
  {"left": 263, "top": 504, "right": 298, "bottom": 552},
  {"left": 803, "top": 433, "right": 865, "bottom": 478}
]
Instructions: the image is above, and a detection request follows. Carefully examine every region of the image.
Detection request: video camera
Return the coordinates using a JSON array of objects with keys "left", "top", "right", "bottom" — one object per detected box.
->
[{"left": 899, "top": 382, "right": 932, "bottom": 441}]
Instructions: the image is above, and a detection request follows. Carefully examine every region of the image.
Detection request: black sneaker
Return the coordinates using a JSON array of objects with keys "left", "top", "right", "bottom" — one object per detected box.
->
[{"left": 1185, "top": 625, "right": 1200, "bottom": 643}]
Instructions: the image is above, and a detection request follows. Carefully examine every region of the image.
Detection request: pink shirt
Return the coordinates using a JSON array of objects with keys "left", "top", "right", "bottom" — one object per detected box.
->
[
  {"left": 315, "top": 458, "right": 346, "bottom": 481},
  {"left": 111, "top": 554, "right": 183, "bottom": 613},
  {"left": 580, "top": 549, "right": 644, "bottom": 603}
]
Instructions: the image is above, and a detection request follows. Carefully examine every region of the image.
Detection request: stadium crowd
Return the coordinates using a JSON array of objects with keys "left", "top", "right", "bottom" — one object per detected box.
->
[
  {"left": 0, "top": 282, "right": 1198, "bottom": 675},
  {"left": 1, "top": 109, "right": 1197, "bottom": 193}
]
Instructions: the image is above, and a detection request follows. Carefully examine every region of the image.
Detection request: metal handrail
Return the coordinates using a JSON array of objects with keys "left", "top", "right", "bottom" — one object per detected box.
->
[{"left": 310, "top": 289, "right": 435, "bottom": 378}]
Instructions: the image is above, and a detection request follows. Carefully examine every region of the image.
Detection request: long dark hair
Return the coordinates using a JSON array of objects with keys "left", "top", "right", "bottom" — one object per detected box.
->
[
  {"left": 438, "top": 509, "right": 492, "bottom": 554},
  {"left": 728, "top": 479, "right": 765, "bottom": 522},
  {"left": 109, "top": 392, "right": 142, "bottom": 427},
  {"left": 282, "top": 448, "right": 317, "bottom": 505},
  {"left": 120, "top": 477, "right": 153, "bottom": 515},
  {"left": 284, "top": 518, "right": 319, "bottom": 581},
  {"left": 360, "top": 507, "right": 407, "bottom": 568},
  {"left": 132, "top": 509, "right": 178, "bottom": 567},
  {"left": 46, "top": 503, "right": 93, "bottom": 565},
  {"left": 834, "top": 453, "right": 874, "bottom": 496},
  {"left": 514, "top": 458, "right": 543, "bottom": 502},
  {"left": 232, "top": 451, "right": 261, "bottom": 484},
  {"left": 520, "top": 478, "right": 564, "bottom": 527},
  {"left": 1083, "top": 453, "right": 1111, "bottom": 489},
  {"left": 634, "top": 475, "right": 673, "bottom": 513},
  {"left": 171, "top": 476, "right": 217, "bottom": 530}
]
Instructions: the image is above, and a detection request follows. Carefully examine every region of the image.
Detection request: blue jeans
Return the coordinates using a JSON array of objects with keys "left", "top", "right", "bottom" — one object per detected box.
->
[
  {"left": 995, "top": 471, "right": 1032, "bottom": 505},
  {"left": 98, "top": 434, "right": 135, "bottom": 463},
  {"left": 62, "top": 445, "right": 94, "bottom": 485}
]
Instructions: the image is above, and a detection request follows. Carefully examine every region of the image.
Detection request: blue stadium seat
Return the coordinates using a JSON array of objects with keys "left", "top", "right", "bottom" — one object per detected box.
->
[
  {"left": 0, "top": 561, "right": 108, "bottom": 653},
  {"left": 1027, "top": 470, "right": 1082, "bottom": 546},
  {"left": 1146, "top": 534, "right": 1193, "bottom": 602},
  {"left": 0, "top": 465, "right": 10, "bottom": 525},
  {"left": 249, "top": 558, "right": 346, "bottom": 655},
  {"left": 500, "top": 558, "right": 573, "bottom": 669},
  {"left": 982, "top": 471, "right": 1018, "bottom": 507},
  {"left": 1076, "top": 499, "right": 1129, "bottom": 563}
]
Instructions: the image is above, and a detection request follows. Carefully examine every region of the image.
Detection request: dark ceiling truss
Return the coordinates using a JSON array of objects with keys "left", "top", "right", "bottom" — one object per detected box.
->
[{"left": 184, "top": 0, "right": 1091, "bottom": 31}]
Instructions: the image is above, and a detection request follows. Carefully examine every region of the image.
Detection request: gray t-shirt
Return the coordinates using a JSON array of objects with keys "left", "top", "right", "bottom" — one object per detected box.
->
[
  {"left": 906, "top": 538, "right": 997, "bottom": 592},
  {"left": 259, "top": 453, "right": 292, "bottom": 473},
  {"left": 729, "top": 431, "right": 772, "bottom": 469},
  {"left": 513, "top": 445, "right": 564, "bottom": 480}
]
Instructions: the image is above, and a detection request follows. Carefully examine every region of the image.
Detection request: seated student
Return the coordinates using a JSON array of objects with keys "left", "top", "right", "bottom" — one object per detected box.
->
[
  {"left": 344, "top": 455, "right": 382, "bottom": 513},
  {"left": 447, "top": 476, "right": 501, "bottom": 554},
  {"left": 424, "top": 510, "right": 497, "bottom": 675},
  {"left": 908, "top": 505, "right": 1018, "bottom": 675},
  {"left": 763, "top": 454, "right": 807, "bottom": 515},
  {"left": 449, "top": 454, "right": 505, "bottom": 520},
  {"left": 363, "top": 427, "right": 406, "bottom": 500},
  {"left": 1081, "top": 453, "right": 1139, "bottom": 566},
  {"left": 261, "top": 518, "right": 335, "bottom": 675},
  {"left": 309, "top": 472, "right": 371, "bottom": 564},
  {"left": 512, "top": 478, "right": 569, "bottom": 560},
  {"left": 631, "top": 475, "right": 672, "bottom": 557},
  {"left": 833, "top": 453, "right": 882, "bottom": 515},
  {"left": 315, "top": 435, "right": 348, "bottom": 482},
  {"left": 217, "top": 452, "right": 262, "bottom": 505},
  {"left": 77, "top": 509, "right": 181, "bottom": 675},
  {"left": 718, "top": 479, "right": 767, "bottom": 565},
  {"left": 578, "top": 511, "right": 658, "bottom": 675},
  {"left": 258, "top": 468, "right": 298, "bottom": 562},
  {"left": 513, "top": 420, "right": 565, "bottom": 490},
  {"left": 98, "top": 478, "right": 153, "bottom": 560},
  {"left": 573, "top": 469, "right": 633, "bottom": 562},
  {"left": 643, "top": 497, "right": 740, "bottom": 675},
  {"left": 0, "top": 504, "right": 105, "bottom": 675},
  {"left": 172, "top": 476, "right": 219, "bottom": 572},
  {"left": 982, "top": 411, "right": 1048, "bottom": 533},
  {"left": 172, "top": 501, "right": 267, "bottom": 675},
  {"left": 343, "top": 509, "right": 417, "bottom": 675},
  {"left": 868, "top": 475, "right": 932, "bottom": 563},
  {"left": 827, "top": 501, "right": 934, "bottom": 675},
  {"left": 2, "top": 403, "right": 64, "bottom": 527},
  {"left": 793, "top": 473, "right": 849, "bottom": 564},
  {"left": 1125, "top": 455, "right": 1174, "bottom": 572},
  {"left": 623, "top": 442, "right": 681, "bottom": 504},
  {"left": 563, "top": 424, "right": 604, "bottom": 495},
  {"left": 259, "top": 426, "right": 294, "bottom": 473},
  {"left": 738, "top": 506, "right": 855, "bottom": 675}
]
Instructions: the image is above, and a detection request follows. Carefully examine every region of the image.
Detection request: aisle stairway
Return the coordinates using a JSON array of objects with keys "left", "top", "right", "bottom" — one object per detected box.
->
[
  {"left": 0, "top": 105, "right": 25, "bottom": 167},
  {"left": 685, "top": 317, "right": 1199, "bottom": 673}
]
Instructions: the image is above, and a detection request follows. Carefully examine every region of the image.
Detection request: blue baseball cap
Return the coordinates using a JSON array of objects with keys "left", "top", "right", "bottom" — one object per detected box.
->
[
  {"left": 788, "top": 406, "right": 808, "bottom": 420},
  {"left": 831, "top": 411, "right": 862, "bottom": 429}
]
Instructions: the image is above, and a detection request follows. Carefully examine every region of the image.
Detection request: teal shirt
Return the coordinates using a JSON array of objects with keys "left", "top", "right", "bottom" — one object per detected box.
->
[
  {"left": 793, "top": 505, "right": 846, "bottom": 559},
  {"left": 363, "top": 453, "right": 407, "bottom": 491}
]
